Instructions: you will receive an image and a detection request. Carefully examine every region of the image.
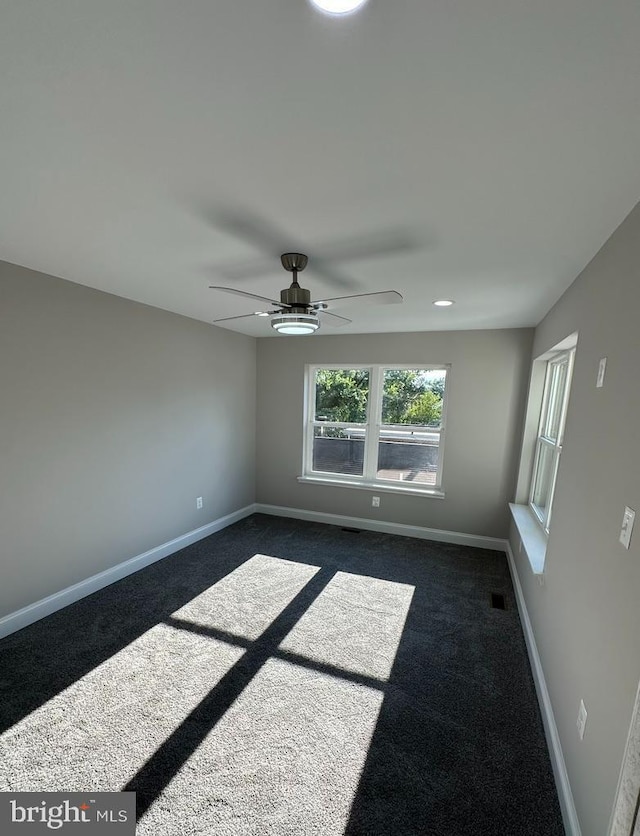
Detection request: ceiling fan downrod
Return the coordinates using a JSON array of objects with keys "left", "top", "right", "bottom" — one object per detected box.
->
[{"left": 280, "top": 253, "right": 311, "bottom": 309}]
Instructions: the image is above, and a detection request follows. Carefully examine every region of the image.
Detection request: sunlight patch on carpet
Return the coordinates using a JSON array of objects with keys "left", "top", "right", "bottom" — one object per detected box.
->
[
  {"left": 171, "top": 554, "right": 320, "bottom": 641},
  {"left": 139, "top": 657, "right": 385, "bottom": 836},
  {"left": 0, "top": 624, "right": 244, "bottom": 792},
  {"left": 278, "top": 571, "right": 414, "bottom": 682}
]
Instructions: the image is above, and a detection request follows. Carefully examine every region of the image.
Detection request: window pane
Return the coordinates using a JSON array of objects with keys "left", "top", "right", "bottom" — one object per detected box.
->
[
  {"left": 376, "top": 428, "right": 440, "bottom": 485},
  {"left": 312, "top": 426, "right": 364, "bottom": 477},
  {"left": 531, "top": 443, "right": 556, "bottom": 522},
  {"left": 381, "top": 369, "right": 445, "bottom": 427},
  {"left": 543, "top": 360, "right": 569, "bottom": 441},
  {"left": 314, "top": 369, "right": 369, "bottom": 423}
]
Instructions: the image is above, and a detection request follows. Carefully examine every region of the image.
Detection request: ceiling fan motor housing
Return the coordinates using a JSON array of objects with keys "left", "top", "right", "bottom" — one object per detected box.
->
[{"left": 281, "top": 284, "right": 311, "bottom": 309}]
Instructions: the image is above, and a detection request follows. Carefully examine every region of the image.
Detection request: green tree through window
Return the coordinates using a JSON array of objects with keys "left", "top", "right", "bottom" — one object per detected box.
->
[
  {"left": 315, "top": 369, "right": 369, "bottom": 422},
  {"left": 315, "top": 368, "right": 443, "bottom": 426},
  {"left": 402, "top": 389, "right": 442, "bottom": 425},
  {"left": 306, "top": 365, "right": 449, "bottom": 491},
  {"left": 381, "top": 370, "right": 442, "bottom": 425}
]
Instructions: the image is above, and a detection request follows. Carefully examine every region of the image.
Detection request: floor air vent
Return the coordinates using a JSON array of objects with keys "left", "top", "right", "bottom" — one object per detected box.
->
[{"left": 490, "top": 592, "right": 507, "bottom": 610}]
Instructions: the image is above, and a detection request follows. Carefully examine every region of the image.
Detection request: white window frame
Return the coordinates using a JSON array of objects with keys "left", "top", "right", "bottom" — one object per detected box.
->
[
  {"left": 300, "top": 364, "right": 450, "bottom": 497},
  {"left": 529, "top": 348, "right": 575, "bottom": 533}
]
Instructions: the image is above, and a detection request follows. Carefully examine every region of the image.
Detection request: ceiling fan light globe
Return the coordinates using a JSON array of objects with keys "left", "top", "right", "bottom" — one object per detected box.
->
[
  {"left": 270, "top": 313, "right": 320, "bottom": 335},
  {"left": 309, "top": 0, "right": 368, "bottom": 15}
]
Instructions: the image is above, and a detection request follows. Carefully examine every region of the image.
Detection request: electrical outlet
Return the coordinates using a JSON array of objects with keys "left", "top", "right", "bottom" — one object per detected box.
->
[
  {"left": 577, "top": 699, "right": 587, "bottom": 740},
  {"left": 196, "top": 496, "right": 203, "bottom": 510},
  {"left": 372, "top": 496, "right": 380, "bottom": 508},
  {"left": 619, "top": 506, "right": 635, "bottom": 550}
]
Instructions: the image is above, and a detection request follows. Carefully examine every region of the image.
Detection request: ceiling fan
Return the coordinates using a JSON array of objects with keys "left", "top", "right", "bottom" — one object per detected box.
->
[
  {"left": 210, "top": 252, "right": 403, "bottom": 335},
  {"left": 196, "top": 204, "right": 419, "bottom": 291}
]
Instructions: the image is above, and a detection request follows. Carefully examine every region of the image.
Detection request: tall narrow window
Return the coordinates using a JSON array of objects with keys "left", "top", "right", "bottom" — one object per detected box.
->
[
  {"left": 304, "top": 365, "right": 449, "bottom": 494},
  {"left": 529, "top": 349, "right": 575, "bottom": 532}
]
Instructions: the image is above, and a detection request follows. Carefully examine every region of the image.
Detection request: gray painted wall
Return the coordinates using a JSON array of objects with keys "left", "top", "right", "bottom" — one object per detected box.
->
[
  {"left": 0, "top": 261, "right": 256, "bottom": 619},
  {"left": 256, "top": 328, "right": 533, "bottom": 539},
  {"left": 510, "top": 202, "right": 640, "bottom": 836}
]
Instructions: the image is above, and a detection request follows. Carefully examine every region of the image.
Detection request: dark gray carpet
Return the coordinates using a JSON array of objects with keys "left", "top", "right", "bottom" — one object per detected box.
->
[{"left": 0, "top": 514, "right": 564, "bottom": 835}]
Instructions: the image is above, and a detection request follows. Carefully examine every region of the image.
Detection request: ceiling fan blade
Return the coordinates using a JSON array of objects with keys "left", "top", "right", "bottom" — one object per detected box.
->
[
  {"left": 198, "top": 206, "right": 290, "bottom": 255},
  {"left": 320, "top": 310, "right": 352, "bottom": 326},
  {"left": 216, "top": 256, "right": 358, "bottom": 289},
  {"left": 313, "top": 290, "right": 403, "bottom": 309},
  {"left": 312, "top": 230, "right": 418, "bottom": 263},
  {"left": 216, "top": 259, "right": 284, "bottom": 282},
  {"left": 307, "top": 258, "right": 359, "bottom": 290},
  {"left": 209, "top": 286, "right": 288, "bottom": 308},
  {"left": 199, "top": 205, "right": 359, "bottom": 289},
  {"left": 212, "top": 313, "right": 270, "bottom": 324}
]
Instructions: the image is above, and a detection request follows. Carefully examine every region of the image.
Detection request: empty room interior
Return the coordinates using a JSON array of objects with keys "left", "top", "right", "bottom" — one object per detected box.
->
[{"left": 1, "top": 2, "right": 639, "bottom": 835}]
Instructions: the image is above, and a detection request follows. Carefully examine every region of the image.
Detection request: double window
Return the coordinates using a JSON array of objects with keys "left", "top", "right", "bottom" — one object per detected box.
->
[
  {"left": 529, "top": 349, "right": 575, "bottom": 532},
  {"left": 303, "top": 365, "right": 449, "bottom": 494}
]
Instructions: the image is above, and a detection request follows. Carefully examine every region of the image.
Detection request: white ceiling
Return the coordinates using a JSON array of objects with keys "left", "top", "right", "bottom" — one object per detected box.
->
[{"left": 1, "top": 1, "right": 639, "bottom": 337}]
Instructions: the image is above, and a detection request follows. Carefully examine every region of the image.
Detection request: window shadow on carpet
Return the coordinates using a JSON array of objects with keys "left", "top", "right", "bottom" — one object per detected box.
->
[
  {"left": 0, "top": 514, "right": 565, "bottom": 835},
  {"left": 0, "top": 526, "right": 280, "bottom": 735}
]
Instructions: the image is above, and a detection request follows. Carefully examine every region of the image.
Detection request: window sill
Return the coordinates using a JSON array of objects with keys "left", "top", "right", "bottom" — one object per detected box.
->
[
  {"left": 298, "top": 475, "right": 445, "bottom": 499},
  {"left": 509, "top": 503, "right": 547, "bottom": 574}
]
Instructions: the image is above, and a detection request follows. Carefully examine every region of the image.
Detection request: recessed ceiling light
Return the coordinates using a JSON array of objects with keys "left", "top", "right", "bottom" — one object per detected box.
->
[
  {"left": 255, "top": 311, "right": 269, "bottom": 317},
  {"left": 309, "top": 0, "right": 369, "bottom": 16},
  {"left": 433, "top": 299, "right": 455, "bottom": 307}
]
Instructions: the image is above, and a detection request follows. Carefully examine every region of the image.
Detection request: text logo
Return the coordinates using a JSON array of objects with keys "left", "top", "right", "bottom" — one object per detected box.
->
[{"left": 1, "top": 792, "right": 135, "bottom": 834}]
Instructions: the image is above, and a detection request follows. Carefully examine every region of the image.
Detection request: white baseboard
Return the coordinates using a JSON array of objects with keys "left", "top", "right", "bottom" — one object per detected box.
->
[
  {"left": 0, "top": 500, "right": 581, "bottom": 835},
  {"left": 0, "top": 504, "right": 257, "bottom": 641},
  {"left": 505, "top": 542, "right": 582, "bottom": 836},
  {"left": 254, "top": 503, "right": 507, "bottom": 552}
]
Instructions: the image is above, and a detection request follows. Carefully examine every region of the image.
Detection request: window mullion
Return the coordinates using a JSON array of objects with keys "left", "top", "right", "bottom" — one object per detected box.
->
[
  {"left": 303, "top": 365, "right": 314, "bottom": 476},
  {"left": 435, "top": 369, "right": 449, "bottom": 489},
  {"left": 363, "top": 366, "right": 382, "bottom": 481}
]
